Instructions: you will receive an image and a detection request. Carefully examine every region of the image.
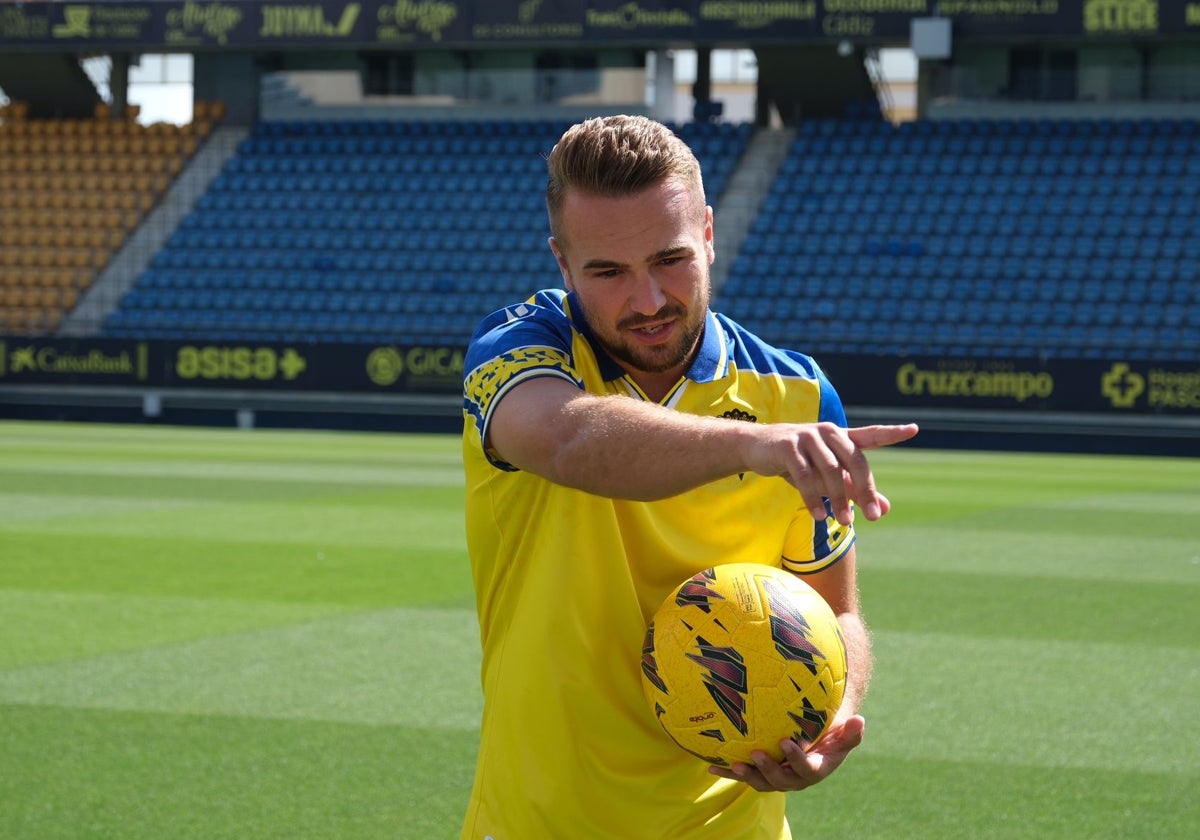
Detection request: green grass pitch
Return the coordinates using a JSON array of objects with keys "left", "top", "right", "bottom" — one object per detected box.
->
[{"left": 1, "top": 420, "right": 1197, "bottom": 839}]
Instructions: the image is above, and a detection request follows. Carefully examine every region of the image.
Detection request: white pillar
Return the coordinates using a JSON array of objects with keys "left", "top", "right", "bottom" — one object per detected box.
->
[{"left": 650, "top": 49, "right": 675, "bottom": 123}]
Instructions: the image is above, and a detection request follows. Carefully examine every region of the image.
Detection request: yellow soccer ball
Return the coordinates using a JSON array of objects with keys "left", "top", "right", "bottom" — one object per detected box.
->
[{"left": 641, "top": 563, "right": 847, "bottom": 767}]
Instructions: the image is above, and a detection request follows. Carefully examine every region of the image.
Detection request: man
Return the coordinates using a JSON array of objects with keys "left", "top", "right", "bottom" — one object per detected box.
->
[{"left": 461, "top": 115, "right": 917, "bottom": 839}]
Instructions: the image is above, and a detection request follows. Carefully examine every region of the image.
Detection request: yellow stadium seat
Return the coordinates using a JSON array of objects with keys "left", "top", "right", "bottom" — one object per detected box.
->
[
  {"left": 194, "top": 99, "right": 227, "bottom": 121},
  {"left": 44, "top": 269, "right": 70, "bottom": 290}
]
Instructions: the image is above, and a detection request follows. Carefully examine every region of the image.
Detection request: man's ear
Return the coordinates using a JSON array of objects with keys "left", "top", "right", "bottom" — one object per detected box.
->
[
  {"left": 704, "top": 205, "right": 715, "bottom": 265},
  {"left": 549, "top": 237, "right": 574, "bottom": 290}
]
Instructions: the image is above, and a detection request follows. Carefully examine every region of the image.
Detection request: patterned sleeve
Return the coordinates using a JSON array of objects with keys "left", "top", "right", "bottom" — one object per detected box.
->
[
  {"left": 462, "top": 296, "right": 584, "bottom": 470},
  {"left": 779, "top": 354, "right": 856, "bottom": 573},
  {"left": 781, "top": 506, "right": 856, "bottom": 575}
]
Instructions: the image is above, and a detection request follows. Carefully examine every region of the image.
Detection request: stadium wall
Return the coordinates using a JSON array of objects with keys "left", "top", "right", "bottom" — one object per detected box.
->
[{"left": 2, "top": 336, "right": 1197, "bottom": 456}]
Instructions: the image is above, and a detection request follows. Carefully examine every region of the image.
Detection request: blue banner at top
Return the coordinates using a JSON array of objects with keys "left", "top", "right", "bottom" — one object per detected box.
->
[{"left": 0, "top": 1, "right": 1194, "bottom": 50}]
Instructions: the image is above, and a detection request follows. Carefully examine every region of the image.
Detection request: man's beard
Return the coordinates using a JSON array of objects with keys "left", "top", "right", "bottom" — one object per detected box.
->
[
  {"left": 605, "top": 305, "right": 706, "bottom": 374},
  {"left": 575, "top": 278, "right": 710, "bottom": 376}
]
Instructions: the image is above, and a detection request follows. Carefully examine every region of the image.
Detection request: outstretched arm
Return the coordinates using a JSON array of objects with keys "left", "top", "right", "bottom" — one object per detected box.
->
[{"left": 487, "top": 376, "right": 918, "bottom": 523}]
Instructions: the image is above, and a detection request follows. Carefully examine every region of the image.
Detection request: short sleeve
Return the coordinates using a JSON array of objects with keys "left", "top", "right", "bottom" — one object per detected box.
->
[
  {"left": 780, "top": 502, "right": 856, "bottom": 575},
  {"left": 462, "top": 294, "right": 584, "bottom": 469}
]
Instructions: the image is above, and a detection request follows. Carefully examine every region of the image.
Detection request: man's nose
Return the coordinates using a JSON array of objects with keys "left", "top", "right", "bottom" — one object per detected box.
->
[{"left": 629, "top": 271, "right": 667, "bottom": 315}]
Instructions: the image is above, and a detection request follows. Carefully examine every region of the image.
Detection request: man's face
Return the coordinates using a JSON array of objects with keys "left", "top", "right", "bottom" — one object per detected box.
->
[{"left": 549, "top": 179, "right": 714, "bottom": 390}]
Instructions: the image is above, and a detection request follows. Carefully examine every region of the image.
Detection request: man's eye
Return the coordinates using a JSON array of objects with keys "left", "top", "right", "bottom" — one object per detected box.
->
[{"left": 659, "top": 257, "right": 681, "bottom": 266}]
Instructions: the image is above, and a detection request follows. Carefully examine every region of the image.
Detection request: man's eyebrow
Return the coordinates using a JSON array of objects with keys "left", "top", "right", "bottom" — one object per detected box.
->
[
  {"left": 580, "top": 246, "right": 693, "bottom": 272},
  {"left": 581, "top": 257, "right": 625, "bottom": 271},
  {"left": 652, "top": 245, "right": 693, "bottom": 261}
]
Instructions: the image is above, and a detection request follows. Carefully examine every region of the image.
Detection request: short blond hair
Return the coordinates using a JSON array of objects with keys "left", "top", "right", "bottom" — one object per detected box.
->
[{"left": 545, "top": 115, "right": 705, "bottom": 241}]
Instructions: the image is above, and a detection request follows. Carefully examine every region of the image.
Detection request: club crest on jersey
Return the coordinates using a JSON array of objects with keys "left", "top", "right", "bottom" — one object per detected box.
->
[
  {"left": 719, "top": 408, "right": 758, "bottom": 423},
  {"left": 716, "top": 410, "right": 756, "bottom": 478}
]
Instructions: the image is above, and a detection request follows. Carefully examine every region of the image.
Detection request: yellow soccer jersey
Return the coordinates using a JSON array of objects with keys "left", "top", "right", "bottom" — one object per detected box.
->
[{"left": 460, "top": 290, "right": 855, "bottom": 840}]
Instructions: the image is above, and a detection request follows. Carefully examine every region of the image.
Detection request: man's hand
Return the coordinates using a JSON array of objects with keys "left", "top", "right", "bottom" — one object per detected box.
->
[
  {"left": 707, "top": 714, "right": 866, "bottom": 793},
  {"left": 743, "top": 423, "right": 919, "bottom": 525}
]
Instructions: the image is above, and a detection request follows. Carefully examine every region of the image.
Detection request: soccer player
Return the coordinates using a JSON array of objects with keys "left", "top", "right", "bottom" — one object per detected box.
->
[{"left": 460, "top": 114, "right": 917, "bottom": 839}]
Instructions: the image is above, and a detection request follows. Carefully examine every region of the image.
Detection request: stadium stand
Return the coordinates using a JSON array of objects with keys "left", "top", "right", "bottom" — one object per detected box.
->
[
  {"left": 0, "top": 99, "right": 216, "bottom": 334},
  {"left": 717, "top": 116, "right": 1200, "bottom": 363},
  {"left": 99, "top": 118, "right": 752, "bottom": 345},
  {"left": 6, "top": 105, "right": 1196, "bottom": 364}
]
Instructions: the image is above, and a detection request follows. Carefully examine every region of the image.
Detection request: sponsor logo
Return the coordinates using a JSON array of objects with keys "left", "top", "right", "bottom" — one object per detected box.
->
[
  {"left": 896, "top": 362, "right": 1053, "bottom": 403},
  {"left": 376, "top": 0, "right": 459, "bottom": 42},
  {"left": 1085, "top": 0, "right": 1157, "bottom": 34},
  {"left": 1, "top": 343, "right": 147, "bottom": 379},
  {"left": 165, "top": 2, "right": 243, "bottom": 45},
  {"left": 260, "top": 3, "right": 360, "bottom": 37},
  {"left": 369, "top": 345, "right": 464, "bottom": 387},
  {"left": 1100, "top": 362, "right": 1145, "bottom": 408},
  {"left": 175, "top": 345, "right": 307, "bottom": 381}
]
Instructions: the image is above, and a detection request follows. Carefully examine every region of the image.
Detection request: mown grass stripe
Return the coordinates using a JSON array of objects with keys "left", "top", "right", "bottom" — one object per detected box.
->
[
  {"left": 0, "top": 589, "right": 352, "bottom": 669},
  {"left": 791, "top": 752, "right": 1197, "bottom": 840},
  {"left": 0, "top": 533, "right": 472, "bottom": 608},
  {"left": 867, "top": 630, "right": 1200, "bottom": 775},
  {"left": 862, "top": 567, "right": 1199, "bottom": 648},
  {"left": 1, "top": 498, "right": 466, "bottom": 549},
  {"left": 3, "top": 459, "right": 464, "bottom": 486},
  {"left": 0, "top": 607, "right": 482, "bottom": 730},
  {"left": 857, "top": 524, "right": 1200, "bottom": 583},
  {"left": 0, "top": 705, "right": 479, "bottom": 840}
]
